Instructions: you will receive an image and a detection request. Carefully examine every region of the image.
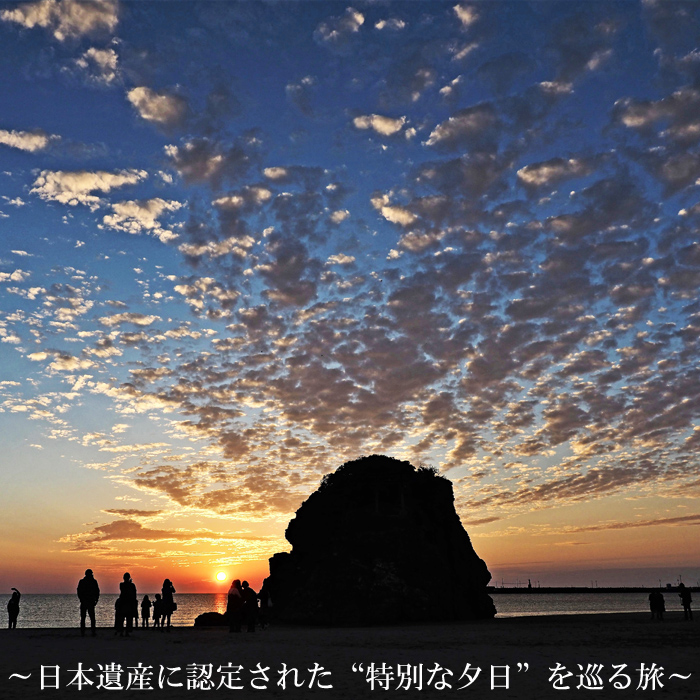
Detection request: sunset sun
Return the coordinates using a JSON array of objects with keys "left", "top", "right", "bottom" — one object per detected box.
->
[{"left": 216, "top": 571, "right": 227, "bottom": 582}]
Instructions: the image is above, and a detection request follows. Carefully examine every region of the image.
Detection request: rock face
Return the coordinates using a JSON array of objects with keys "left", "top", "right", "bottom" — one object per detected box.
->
[
  {"left": 265, "top": 455, "right": 496, "bottom": 625},
  {"left": 194, "top": 611, "right": 227, "bottom": 627}
]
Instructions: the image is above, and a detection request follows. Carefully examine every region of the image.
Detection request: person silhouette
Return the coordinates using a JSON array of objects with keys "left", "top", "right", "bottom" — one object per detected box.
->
[
  {"left": 153, "top": 593, "right": 163, "bottom": 628},
  {"left": 678, "top": 583, "right": 693, "bottom": 620},
  {"left": 141, "top": 595, "right": 152, "bottom": 628},
  {"left": 118, "top": 572, "right": 137, "bottom": 636},
  {"left": 161, "top": 579, "right": 176, "bottom": 631},
  {"left": 648, "top": 590, "right": 664, "bottom": 620},
  {"left": 227, "top": 579, "right": 243, "bottom": 633},
  {"left": 257, "top": 580, "right": 271, "bottom": 629},
  {"left": 114, "top": 598, "right": 123, "bottom": 635},
  {"left": 241, "top": 580, "right": 258, "bottom": 633},
  {"left": 7, "top": 588, "right": 21, "bottom": 629},
  {"left": 77, "top": 569, "right": 100, "bottom": 636}
]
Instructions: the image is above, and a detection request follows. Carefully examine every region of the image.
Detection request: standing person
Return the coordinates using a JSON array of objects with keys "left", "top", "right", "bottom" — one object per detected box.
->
[
  {"left": 77, "top": 569, "right": 100, "bottom": 637},
  {"left": 257, "top": 580, "right": 271, "bottom": 629},
  {"left": 161, "top": 579, "right": 176, "bottom": 630},
  {"left": 678, "top": 583, "right": 693, "bottom": 620},
  {"left": 7, "top": 588, "right": 21, "bottom": 629},
  {"left": 119, "top": 572, "right": 137, "bottom": 636},
  {"left": 241, "top": 581, "right": 258, "bottom": 633},
  {"left": 227, "top": 579, "right": 243, "bottom": 633},
  {"left": 114, "top": 598, "right": 123, "bottom": 636},
  {"left": 140, "top": 595, "right": 152, "bottom": 628},
  {"left": 648, "top": 590, "right": 665, "bottom": 621},
  {"left": 152, "top": 594, "right": 163, "bottom": 628},
  {"left": 649, "top": 590, "right": 659, "bottom": 620}
]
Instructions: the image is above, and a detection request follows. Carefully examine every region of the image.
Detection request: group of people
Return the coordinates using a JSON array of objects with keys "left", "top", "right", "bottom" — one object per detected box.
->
[
  {"left": 76, "top": 569, "right": 177, "bottom": 637},
  {"left": 648, "top": 583, "right": 693, "bottom": 621},
  {"left": 227, "top": 579, "right": 264, "bottom": 633}
]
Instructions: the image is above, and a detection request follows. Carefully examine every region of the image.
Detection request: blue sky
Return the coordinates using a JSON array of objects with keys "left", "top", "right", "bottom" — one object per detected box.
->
[{"left": 1, "top": 0, "right": 699, "bottom": 591}]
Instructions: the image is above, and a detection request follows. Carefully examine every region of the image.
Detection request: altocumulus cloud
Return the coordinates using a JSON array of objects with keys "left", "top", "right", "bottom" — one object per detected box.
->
[
  {"left": 4, "top": 1, "right": 700, "bottom": 567},
  {"left": 127, "top": 86, "right": 188, "bottom": 128},
  {"left": 31, "top": 169, "right": 148, "bottom": 208},
  {"left": 0, "top": 0, "right": 119, "bottom": 42},
  {"left": 0, "top": 128, "right": 60, "bottom": 152}
]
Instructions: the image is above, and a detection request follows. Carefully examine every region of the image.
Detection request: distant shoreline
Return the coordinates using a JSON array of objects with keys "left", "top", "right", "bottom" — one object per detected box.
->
[
  {"left": 0, "top": 610, "right": 693, "bottom": 631},
  {"left": 490, "top": 586, "right": 698, "bottom": 593}
]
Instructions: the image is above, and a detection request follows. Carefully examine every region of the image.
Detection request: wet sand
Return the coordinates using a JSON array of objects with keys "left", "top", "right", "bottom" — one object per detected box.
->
[{"left": 0, "top": 613, "right": 697, "bottom": 698}]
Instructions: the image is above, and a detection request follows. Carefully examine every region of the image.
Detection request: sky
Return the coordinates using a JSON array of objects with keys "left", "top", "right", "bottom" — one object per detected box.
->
[{"left": 1, "top": 0, "right": 699, "bottom": 594}]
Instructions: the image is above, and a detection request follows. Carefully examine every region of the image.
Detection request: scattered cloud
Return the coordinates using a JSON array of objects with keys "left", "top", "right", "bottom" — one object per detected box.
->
[
  {"left": 99, "top": 312, "right": 160, "bottom": 327},
  {"left": 127, "top": 86, "right": 188, "bottom": 128},
  {"left": 0, "top": 128, "right": 60, "bottom": 152},
  {"left": 31, "top": 169, "right": 148, "bottom": 208},
  {"left": 74, "top": 46, "right": 120, "bottom": 85},
  {"left": 165, "top": 138, "right": 252, "bottom": 188},
  {"left": 353, "top": 114, "right": 406, "bottom": 137},
  {"left": 453, "top": 4, "right": 479, "bottom": 29},
  {"left": 315, "top": 6, "right": 364, "bottom": 51},
  {"left": 0, "top": 0, "right": 119, "bottom": 42},
  {"left": 375, "top": 18, "right": 406, "bottom": 31},
  {"left": 102, "top": 198, "right": 182, "bottom": 243},
  {"left": 517, "top": 157, "right": 594, "bottom": 189}
]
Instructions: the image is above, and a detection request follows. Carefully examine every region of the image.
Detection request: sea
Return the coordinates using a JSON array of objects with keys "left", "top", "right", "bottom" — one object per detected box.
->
[{"left": 5, "top": 592, "right": 658, "bottom": 628}]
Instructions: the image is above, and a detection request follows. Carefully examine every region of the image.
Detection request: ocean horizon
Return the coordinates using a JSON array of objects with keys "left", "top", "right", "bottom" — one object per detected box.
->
[{"left": 2, "top": 592, "right": 669, "bottom": 629}]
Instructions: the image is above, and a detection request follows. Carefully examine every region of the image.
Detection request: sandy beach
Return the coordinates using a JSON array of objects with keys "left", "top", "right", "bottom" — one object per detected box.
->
[{"left": 0, "top": 613, "right": 696, "bottom": 699}]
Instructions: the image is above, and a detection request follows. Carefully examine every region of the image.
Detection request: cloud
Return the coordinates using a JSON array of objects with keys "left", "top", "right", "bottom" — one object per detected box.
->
[
  {"left": 425, "top": 103, "right": 499, "bottom": 151},
  {"left": 127, "top": 86, "right": 188, "bottom": 128},
  {"left": 563, "top": 513, "right": 700, "bottom": 533},
  {"left": 63, "top": 518, "right": 246, "bottom": 544},
  {"left": 263, "top": 167, "right": 288, "bottom": 181},
  {"left": 517, "top": 157, "right": 594, "bottom": 189},
  {"left": 353, "top": 114, "right": 406, "bottom": 136},
  {"left": 285, "top": 76, "right": 316, "bottom": 117},
  {"left": 99, "top": 312, "right": 160, "bottom": 327},
  {"left": 31, "top": 169, "right": 148, "bottom": 208},
  {"left": 49, "top": 353, "right": 97, "bottom": 372},
  {"left": 549, "top": 11, "right": 618, "bottom": 84},
  {"left": 74, "top": 46, "right": 119, "bottom": 85},
  {"left": 173, "top": 276, "right": 240, "bottom": 317},
  {"left": 0, "top": 128, "right": 60, "bottom": 152},
  {"left": 370, "top": 193, "right": 417, "bottom": 226},
  {"left": 326, "top": 254, "right": 355, "bottom": 265},
  {"left": 212, "top": 185, "right": 271, "bottom": 211},
  {"left": 375, "top": 18, "right": 406, "bottom": 31},
  {"left": 329, "top": 210, "right": 349, "bottom": 224},
  {"left": 613, "top": 88, "right": 700, "bottom": 144},
  {"left": 315, "top": 7, "right": 364, "bottom": 51},
  {"left": 467, "top": 465, "right": 659, "bottom": 510},
  {"left": 0, "top": 0, "right": 119, "bottom": 42},
  {"left": 453, "top": 4, "right": 479, "bottom": 29},
  {"left": 0, "top": 269, "right": 31, "bottom": 283},
  {"left": 102, "top": 509, "right": 164, "bottom": 518},
  {"left": 102, "top": 198, "right": 182, "bottom": 243},
  {"left": 178, "top": 235, "right": 255, "bottom": 260},
  {"left": 257, "top": 237, "right": 320, "bottom": 307},
  {"left": 165, "top": 138, "right": 252, "bottom": 188},
  {"left": 129, "top": 462, "right": 307, "bottom": 517}
]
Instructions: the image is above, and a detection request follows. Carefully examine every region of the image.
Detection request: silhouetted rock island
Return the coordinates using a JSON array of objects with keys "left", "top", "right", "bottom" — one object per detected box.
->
[{"left": 264, "top": 455, "right": 496, "bottom": 625}]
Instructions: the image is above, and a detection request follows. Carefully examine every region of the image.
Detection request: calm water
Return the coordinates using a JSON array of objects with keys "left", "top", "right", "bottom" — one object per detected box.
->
[
  {"left": 491, "top": 592, "right": 650, "bottom": 618},
  {"left": 5, "top": 594, "right": 229, "bottom": 629},
  {"left": 5, "top": 592, "right": 655, "bottom": 628}
]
